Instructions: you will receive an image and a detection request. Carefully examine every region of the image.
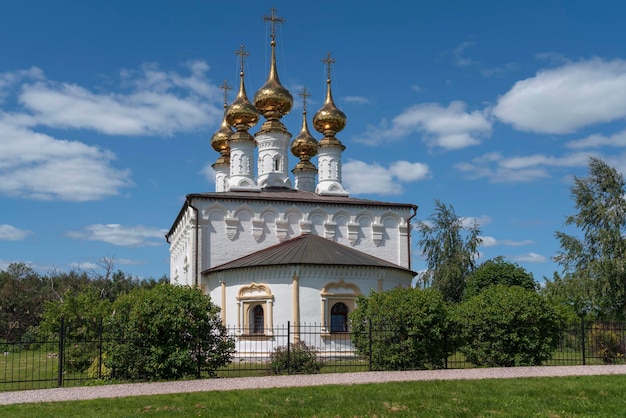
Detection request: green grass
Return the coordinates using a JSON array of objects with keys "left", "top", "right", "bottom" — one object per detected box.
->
[{"left": 2, "top": 375, "right": 626, "bottom": 417}]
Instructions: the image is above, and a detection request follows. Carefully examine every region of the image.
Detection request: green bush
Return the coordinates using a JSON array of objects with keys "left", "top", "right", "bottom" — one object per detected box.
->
[
  {"left": 270, "top": 341, "right": 322, "bottom": 375},
  {"left": 106, "top": 284, "right": 235, "bottom": 381},
  {"left": 455, "top": 285, "right": 560, "bottom": 367},
  {"left": 589, "top": 325, "right": 625, "bottom": 364},
  {"left": 350, "top": 287, "right": 451, "bottom": 371}
]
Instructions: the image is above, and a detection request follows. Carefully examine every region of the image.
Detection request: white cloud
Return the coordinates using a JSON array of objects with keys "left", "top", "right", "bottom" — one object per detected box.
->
[
  {"left": 19, "top": 63, "right": 221, "bottom": 136},
  {"left": 479, "top": 235, "right": 533, "bottom": 247},
  {"left": 0, "top": 121, "right": 132, "bottom": 200},
  {"left": 0, "top": 224, "right": 32, "bottom": 241},
  {"left": 67, "top": 224, "right": 168, "bottom": 247},
  {"left": 69, "top": 262, "right": 99, "bottom": 270},
  {"left": 460, "top": 215, "right": 491, "bottom": 228},
  {"left": 343, "top": 159, "right": 430, "bottom": 195},
  {"left": 512, "top": 253, "right": 547, "bottom": 263},
  {"left": 355, "top": 101, "right": 491, "bottom": 150},
  {"left": 0, "top": 62, "right": 227, "bottom": 201},
  {"left": 494, "top": 58, "right": 626, "bottom": 134},
  {"left": 343, "top": 96, "right": 369, "bottom": 105},
  {"left": 566, "top": 129, "right": 626, "bottom": 149},
  {"left": 456, "top": 151, "right": 594, "bottom": 183}
]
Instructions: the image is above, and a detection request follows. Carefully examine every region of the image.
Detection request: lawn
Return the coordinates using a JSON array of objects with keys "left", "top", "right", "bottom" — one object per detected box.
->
[{"left": 2, "top": 375, "right": 625, "bottom": 417}]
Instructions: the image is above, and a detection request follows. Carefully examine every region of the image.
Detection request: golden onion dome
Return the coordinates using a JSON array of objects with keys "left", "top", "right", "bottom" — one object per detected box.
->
[
  {"left": 254, "top": 40, "right": 293, "bottom": 121},
  {"left": 313, "top": 77, "right": 346, "bottom": 136},
  {"left": 226, "top": 70, "right": 260, "bottom": 132},
  {"left": 291, "top": 112, "right": 318, "bottom": 168},
  {"left": 212, "top": 81, "right": 234, "bottom": 159}
]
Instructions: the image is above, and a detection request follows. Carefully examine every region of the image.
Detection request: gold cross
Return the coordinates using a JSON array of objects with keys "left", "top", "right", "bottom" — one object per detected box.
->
[
  {"left": 299, "top": 87, "right": 311, "bottom": 113},
  {"left": 322, "top": 52, "right": 335, "bottom": 80},
  {"left": 235, "top": 44, "right": 249, "bottom": 73},
  {"left": 219, "top": 80, "right": 232, "bottom": 106},
  {"left": 263, "top": 7, "right": 285, "bottom": 41}
]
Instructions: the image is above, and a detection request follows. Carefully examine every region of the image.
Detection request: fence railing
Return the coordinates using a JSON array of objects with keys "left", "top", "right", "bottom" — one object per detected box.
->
[{"left": 1, "top": 319, "right": 625, "bottom": 391}]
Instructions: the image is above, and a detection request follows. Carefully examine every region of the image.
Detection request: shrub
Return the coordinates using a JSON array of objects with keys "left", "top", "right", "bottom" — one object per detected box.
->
[
  {"left": 270, "top": 341, "right": 322, "bottom": 375},
  {"left": 454, "top": 285, "right": 560, "bottom": 367},
  {"left": 87, "top": 352, "right": 111, "bottom": 379},
  {"left": 350, "top": 287, "right": 451, "bottom": 371},
  {"left": 106, "top": 284, "right": 235, "bottom": 381},
  {"left": 589, "top": 324, "right": 625, "bottom": 364}
]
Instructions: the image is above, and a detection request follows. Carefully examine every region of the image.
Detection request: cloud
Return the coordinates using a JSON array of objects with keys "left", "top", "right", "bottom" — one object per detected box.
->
[
  {"left": 69, "top": 262, "right": 99, "bottom": 270},
  {"left": 512, "top": 253, "right": 547, "bottom": 263},
  {"left": 494, "top": 58, "right": 626, "bottom": 134},
  {"left": 455, "top": 151, "right": 593, "bottom": 183},
  {"left": 18, "top": 62, "right": 222, "bottom": 136},
  {"left": 460, "top": 215, "right": 491, "bottom": 228},
  {"left": 343, "top": 96, "right": 369, "bottom": 105},
  {"left": 67, "top": 224, "right": 168, "bottom": 247},
  {"left": 480, "top": 235, "right": 534, "bottom": 247},
  {"left": 0, "top": 62, "right": 228, "bottom": 201},
  {"left": 343, "top": 159, "right": 430, "bottom": 195},
  {"left": 566, "top": 129, "right": 626, "bottom": 149},
  {"left": 0, "top": 121, "right": 132, "bottom": 200},
  {"left": 355, "top": 101, "right": 491, "bottom": 150},
  {"left": 0, "top": 224, "right": 32, "bottom": 241}
]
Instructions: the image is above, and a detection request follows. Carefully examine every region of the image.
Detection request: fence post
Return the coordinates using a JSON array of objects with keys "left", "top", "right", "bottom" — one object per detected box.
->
[
  {"left": 368, "top": 319, "right": 372, "bottom": 371},
  {"left": 98, "top": 317, "right": 103, "bottom": 379},
  {"left": 58, "top": 317, "right": 65, "bottom": 388},
  {"left": 444, "top": 329, "right": 448, "bottom": 369},
  {"left": 581, "top": 317, "right": 586, "bottom": 366},
  {"left": 287, "top": 321, "right": 291, "bottom": 375}
]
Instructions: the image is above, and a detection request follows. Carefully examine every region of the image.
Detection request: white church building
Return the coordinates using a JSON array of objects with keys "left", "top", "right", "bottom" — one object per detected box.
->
[{"left": 165, "top": 11, "right": 417, "bottom": 348}]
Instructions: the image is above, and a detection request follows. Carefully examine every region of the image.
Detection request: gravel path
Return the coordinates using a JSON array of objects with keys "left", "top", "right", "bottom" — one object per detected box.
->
[{"left": 2, "top": 365, "right": 626, "bottom": 405}]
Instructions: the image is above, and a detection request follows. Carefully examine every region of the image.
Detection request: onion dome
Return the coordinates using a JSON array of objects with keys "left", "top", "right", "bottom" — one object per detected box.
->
[
  {"left": 225, "top": 45, "right": 260, "bottom": 133},
  {"left": 254, "top": 10, "right": 293, "bottom": 133},
  {"left": 291, "top": 88, "right": 318, "bottom": 170},
  {"left": 211, "top": 81, "right": 234, "bottom": 163},
  {"left": 313, "top": 53, "right": 346, "bottom": 142}
]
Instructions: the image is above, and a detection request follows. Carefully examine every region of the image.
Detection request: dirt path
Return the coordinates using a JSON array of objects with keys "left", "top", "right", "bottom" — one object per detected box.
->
[{"left": 2, "top": 365, "right": 626, "bottom": 405}]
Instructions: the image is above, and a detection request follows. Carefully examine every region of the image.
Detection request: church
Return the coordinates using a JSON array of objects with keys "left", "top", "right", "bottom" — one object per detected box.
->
[{"left": 165, "top": 10, "right": 417, "bottom": 348}]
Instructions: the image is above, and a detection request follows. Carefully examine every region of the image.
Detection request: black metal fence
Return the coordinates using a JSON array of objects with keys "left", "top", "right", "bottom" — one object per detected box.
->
[{"left": 1, "top": 320, "right": 625, "bottom": 392}]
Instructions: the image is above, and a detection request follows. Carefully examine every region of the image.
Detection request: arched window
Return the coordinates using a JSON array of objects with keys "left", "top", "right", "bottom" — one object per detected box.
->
[
  {"left": 274, "top": 157, "right": 280, "bottom": 171},
  {"left": 330, "top": 302, "right": 349, "bottom": 332},
  {"left": 237, "top": 282, "right": 274, "bottom": 337},
  {"left": 252, "top": 305, "right": 264, "bottom": 334}
]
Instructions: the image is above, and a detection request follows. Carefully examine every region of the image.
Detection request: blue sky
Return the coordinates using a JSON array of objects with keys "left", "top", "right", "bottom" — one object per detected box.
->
[{"left": 1, "top": 1, "right": 624, "bottom": 283}]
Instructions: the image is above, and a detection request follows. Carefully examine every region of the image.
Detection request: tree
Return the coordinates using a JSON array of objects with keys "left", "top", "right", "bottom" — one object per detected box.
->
[
  {"left": 0, "top": 263, "right": 46, "bottom": 342},
  {"left": 350, "top": 287, "right": 451, "bottom": 370},
  {"left": 454, "top": 285, "right": 560, "bottom": 367},
  {"left": 463, "top": 256, "right": 537, "bottom": 300},
  {"left": 554, "top": 157, "right": 626, "bottom": 320},
  {"left": 417, "top": 200, "right": 482, "bottom": 302},
  {"left": 106, "top": 284, "right": 235, "bottom": 380}
]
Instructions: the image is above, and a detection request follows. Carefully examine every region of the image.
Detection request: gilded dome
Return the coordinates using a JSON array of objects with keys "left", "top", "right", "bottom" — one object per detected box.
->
[
  {"left": 313, "top": 77, "right": 346, "bottom": 136},
  {"left": 226, "top": 70, "right": 260, "bottom": 132},
  {"left": 211, "top": 111, "right": 232, "bottom": 155},
  {"left": 254, "top": 40, "right": 293, "bottom": 121},
  {"left": 291, "top": 111, "right": 318, "bottom": 166}
]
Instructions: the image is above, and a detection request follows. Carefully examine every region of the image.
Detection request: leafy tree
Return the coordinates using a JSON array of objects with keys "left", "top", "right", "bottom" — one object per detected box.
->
[
  {"left": 0, "top": 263, "right": 47, "bottom": 342},
  {"left": 38, "top": 288, "right": 112, "bottom": 372},
  {"left": 463, "top": 256, "right": 537, "bottom": 300},
  {"left": 417, "top": 200, "right": 482, "bottom": 302},
  {"left": 541, "top": 271, "right": 594, "bottom": 323},
  {"left": 554, "top": 157, "right": 626, "bottom": 320},
  {"left": 454, "top": 285, "right": 560, "bottom": 367},
  {"left": 350, "top": 287, "right": 451, "bottom": 370},
  {"left": 106, "top": 284, "right": 235, "bottom": 381}
]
